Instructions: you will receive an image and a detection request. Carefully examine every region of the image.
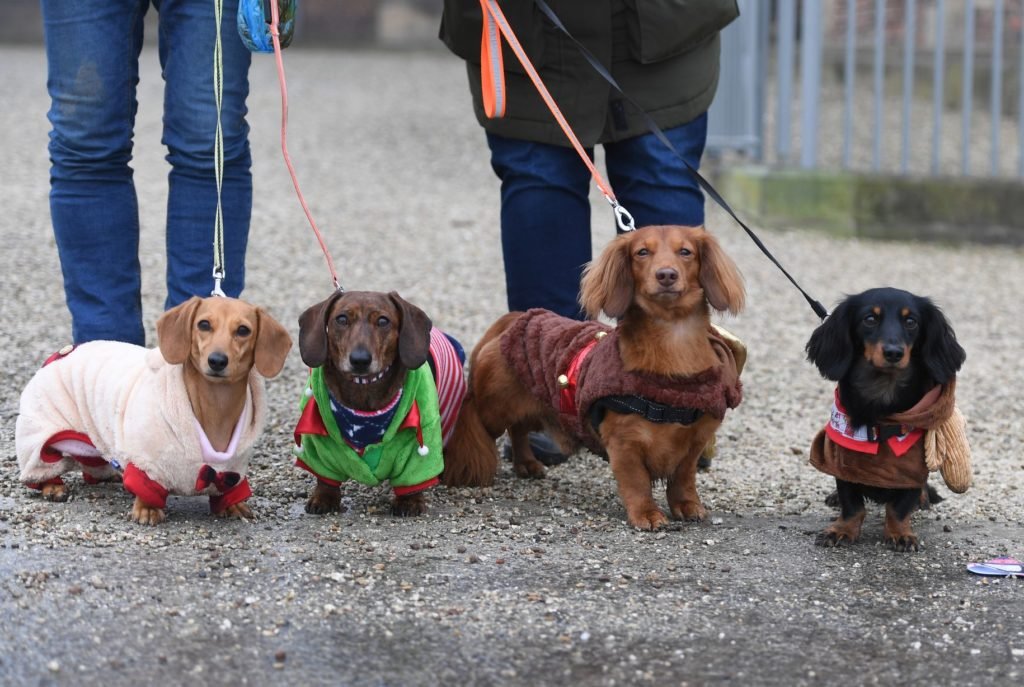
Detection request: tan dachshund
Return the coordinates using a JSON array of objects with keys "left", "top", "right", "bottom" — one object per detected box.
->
[{"left": 16, "top": 296, "right": 292, "bottom": 525}]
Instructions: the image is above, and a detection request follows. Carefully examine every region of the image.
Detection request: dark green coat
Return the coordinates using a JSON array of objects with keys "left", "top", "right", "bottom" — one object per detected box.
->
[{"left": 439, "top": 0, "right": 739, "bottom": 147}]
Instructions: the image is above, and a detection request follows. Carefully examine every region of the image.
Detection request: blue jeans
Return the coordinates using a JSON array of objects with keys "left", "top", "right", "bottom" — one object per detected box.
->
[
  {"left": 42, "top": 0, "right": 253, "bottom": 344},
  {"left": 487, "top": 113, "right": 708, "bottom": 319}
]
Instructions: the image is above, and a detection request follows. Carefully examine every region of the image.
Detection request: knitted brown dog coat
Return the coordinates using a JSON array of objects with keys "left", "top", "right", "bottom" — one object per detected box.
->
[
  {"left": 809, "top": 379, "right": 971, "bottom": 492},
  {"left": 500, "top": 309, "right": 743, "bottom": 456}
]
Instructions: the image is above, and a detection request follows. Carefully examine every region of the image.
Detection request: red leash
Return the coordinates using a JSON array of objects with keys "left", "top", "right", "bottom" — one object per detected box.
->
[{"left": 268, "top": 2, "right": 342, "bottom": 291}]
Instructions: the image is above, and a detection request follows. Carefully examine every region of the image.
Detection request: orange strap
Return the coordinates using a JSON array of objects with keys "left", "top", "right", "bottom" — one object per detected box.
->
[{"left": 477, "top": 0, "right": 634, "bottom": 231}]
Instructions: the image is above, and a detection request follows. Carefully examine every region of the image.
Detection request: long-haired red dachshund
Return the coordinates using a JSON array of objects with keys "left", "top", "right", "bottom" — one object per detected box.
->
[
  {"left": 442, "top": 225, "right": 746, "bottom": 530},
  {"left": 806, "top": 287, "right": 967, "bottom": 551}
]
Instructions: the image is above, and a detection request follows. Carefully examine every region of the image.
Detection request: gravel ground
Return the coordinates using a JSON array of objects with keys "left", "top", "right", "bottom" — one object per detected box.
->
[{"left": 2, "top": 45, "right": 1023, "bottom": 687}]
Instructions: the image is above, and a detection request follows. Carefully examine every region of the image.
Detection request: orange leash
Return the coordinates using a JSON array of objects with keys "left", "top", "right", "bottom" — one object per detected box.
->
[
  {"left": 268, "top": 1, "right": 342, "bottom": 291},
  {"left": 478, "top": 0, "right": 634, "bottom": 231}
]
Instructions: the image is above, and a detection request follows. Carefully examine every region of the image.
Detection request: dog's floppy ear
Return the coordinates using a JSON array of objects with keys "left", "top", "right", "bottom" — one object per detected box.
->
[
  {"left": 157, "top": 296, "right": 203, "bottom": 364},
  {"left": 698, "top": 230, "right": 745, "bottom": 315},
  {"left": 253, "top": 308, "right": 292, "bottom": 378},
  {"left": 298, "top": 291, "right": 344, "bottom": 368},
  {"left": 805, "top": 297, "right": 855, "bottom": 381},
  {"left": 389, "top": 291, "right": 432, "bottom": 370},
  {"left": 916, "top": 297, "right": 966, "bottom": 384},
  {"left": 580, "top": 233, "right": 633, "bottom": 319}
]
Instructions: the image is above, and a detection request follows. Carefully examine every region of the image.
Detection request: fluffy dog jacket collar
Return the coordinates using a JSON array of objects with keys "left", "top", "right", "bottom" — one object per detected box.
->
[
  {"left": 16, "top": 342, "right": 266, "bottom": 511},
  {"left": 809, "top": 379, "right": 972, "bottom": 492},
  {"left": 293, "top": 364, "right": 443, "bottom": 494},
  {"left": 500, "top": 309, "right": 743, "bottom": 456}
]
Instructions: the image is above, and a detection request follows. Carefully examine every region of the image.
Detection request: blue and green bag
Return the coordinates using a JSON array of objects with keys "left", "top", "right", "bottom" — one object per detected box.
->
[{"left": 237, "top": 0, "right": 297, "bottom": 53}]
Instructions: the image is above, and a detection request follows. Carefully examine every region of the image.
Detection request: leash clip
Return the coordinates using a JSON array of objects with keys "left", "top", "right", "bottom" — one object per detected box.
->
[
  {"left": 607, "top": 196, "right": 635, "bottom": 232},
  {"left": 211, "top": 268, "right": 227, "bottom": 297}
]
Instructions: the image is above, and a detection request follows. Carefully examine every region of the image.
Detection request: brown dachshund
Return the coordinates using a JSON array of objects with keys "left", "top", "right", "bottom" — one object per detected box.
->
[
  {"left": 443, "top": 225, "right": 746, "bottom": 530},
  {"left": 16, "top": 296, "right": 292, "bottom": 525},
  {"left": 295, "top": 291, "right": 465, "bottom": 517}
]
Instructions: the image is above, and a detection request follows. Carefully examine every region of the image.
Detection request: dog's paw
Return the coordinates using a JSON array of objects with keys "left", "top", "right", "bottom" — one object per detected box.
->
[
  {"left": 217, "top": 501, "right": 254, "bottom": 520},
  {"left": 41, "top": 483, "right": 69, "bottom": 502},
  {"left": 392, "top": 493, "right": 427, "bottom": 517},
  {"left": 305, "top": 497, "right": 345, "bottom": 515},
  {"left": 670, "top": 500, "right": 708, "bottom": 522},
  {"left": 513, "top": 458, "right": 546, "bottom": 480},
  {"left": 130, "top": 499, "right": 166, "bottom": 526},
  {"left": 305, "top": 482, "right": 344, "bottom": 515},
  {"left": 628, "top": 508, "right": 670, "bottom": 531},
  {"left": 884, "top": 533, "right": 920, "bottom": 553},
  {"left": 815, "top": 528, "right": 858, "bottom": 548}
]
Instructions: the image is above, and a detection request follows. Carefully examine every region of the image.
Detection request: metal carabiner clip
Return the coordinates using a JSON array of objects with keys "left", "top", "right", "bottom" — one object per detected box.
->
[
  {"left": 211, "top": 268, "right": 227, "bottom": 297},
  {"left": 606, "top": 196, "right": 636, "bottom": 233}
]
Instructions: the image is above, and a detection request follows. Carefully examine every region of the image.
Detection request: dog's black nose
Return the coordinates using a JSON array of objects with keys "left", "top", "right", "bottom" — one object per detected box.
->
[
  {"left": 882, "top": 345, "right": 904, "bottom": 363},
  {"left": 208, "top": 351, "right": 229, "bottom": 372},
  {"left": 349, "top": 347, "right": 372, "bottom": 372},
  {"left": 656, "top": 267, "right": 678, "bottom": 286}
]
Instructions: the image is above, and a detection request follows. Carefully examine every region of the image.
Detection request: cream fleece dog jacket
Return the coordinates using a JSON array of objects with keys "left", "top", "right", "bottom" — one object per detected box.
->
[{"left": 16, "top": 341, "right": 266, "bottom": 502}]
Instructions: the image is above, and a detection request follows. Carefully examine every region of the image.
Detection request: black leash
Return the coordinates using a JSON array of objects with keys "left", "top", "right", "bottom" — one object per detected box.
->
[{"left": 533, "top": 0, "right": 829, "bottom": 321}]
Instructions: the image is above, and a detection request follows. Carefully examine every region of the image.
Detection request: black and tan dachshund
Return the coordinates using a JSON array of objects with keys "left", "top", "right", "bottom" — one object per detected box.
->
[{"left": 806, "top": 287, "right": 966, "bottom": 551}]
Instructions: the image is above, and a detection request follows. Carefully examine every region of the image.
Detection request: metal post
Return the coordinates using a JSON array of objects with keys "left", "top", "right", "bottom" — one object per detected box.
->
[
  {"left": 901, "top": 0, "right": 916, "bottom": 173},
  {"left": 755, "top": 0, "right": 770, "bottom": 162},
  {"left": 931, "top": 0, "right": 945, "bottom": 176},
  {"left": 872, "top": 0, "right": 886, "bottom": 171},
  {"left": 962, "top": 0, "right": 975, "bottom": 175},
  {"left": 1019, "top": 3, "right": 1024, "bottom": 177},
  {"left": 777, "top": 0, "right": 796, "bottom": 164},
  {"left": 991, "top": 0, "right": 1004, "bottom": 176},
  {"left": 843, "top": 0, "right": 856, "bottom": 169},
  {"left": 800, "top": 0, "right": 823, "bottom": 169}
]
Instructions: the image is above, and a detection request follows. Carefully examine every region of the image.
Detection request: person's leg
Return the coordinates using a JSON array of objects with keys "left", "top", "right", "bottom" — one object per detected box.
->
[
  {"left": 486, "top": 133, "right": 592, "bottom": 320},
  {"left": 42, "top": 0, "right": 149, "bottom": 344},
  {"left": 603, "top": 112, "right": 708, "bottom": 229},
  {"left": 158, "top": 0, "right": 252, "bottom": 308}
]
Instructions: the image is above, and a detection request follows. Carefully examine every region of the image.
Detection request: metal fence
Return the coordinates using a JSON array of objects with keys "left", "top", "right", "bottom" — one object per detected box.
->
[{"left": 709, "top": 0, "right": 1024, "bottom": 179}]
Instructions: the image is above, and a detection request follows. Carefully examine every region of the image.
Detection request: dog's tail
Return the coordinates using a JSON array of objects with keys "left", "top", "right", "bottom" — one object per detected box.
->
[{"left": 441, "top": 392, "right": 499, "bottom": 487}]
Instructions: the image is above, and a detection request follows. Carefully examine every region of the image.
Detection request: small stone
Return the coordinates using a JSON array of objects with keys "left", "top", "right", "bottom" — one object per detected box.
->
[{"left": 275, "top": 650, "right": 287, "bottom": 662}]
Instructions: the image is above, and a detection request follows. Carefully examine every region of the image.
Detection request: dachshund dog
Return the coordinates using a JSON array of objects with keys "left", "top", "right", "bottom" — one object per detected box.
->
[
  {"left": 442, "top": 225, "right": 746, "bottom": 530},
  {"left": 294, "top": 291, "right": 466, "bottom": 517},
  {"left": 16, "top": 296, "right": 292, "bottom": 525},
  {"left": 806, "top": 287, "right": 967, "bottom": 551}
]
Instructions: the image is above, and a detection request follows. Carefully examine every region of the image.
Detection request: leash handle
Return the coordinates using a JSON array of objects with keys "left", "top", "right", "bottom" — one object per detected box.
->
[
  {"left": 478, "top": 0, "right": 628, "bottom": 220},
  {"left": 531, "top": 0, "right": 828, "bottom": 320}
]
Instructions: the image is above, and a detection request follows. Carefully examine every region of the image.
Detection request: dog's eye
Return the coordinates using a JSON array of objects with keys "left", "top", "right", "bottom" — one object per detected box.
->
[
  {"left": 335, "top": 314, "right": 349, "bottom": 326},
  {"left": 197, "top": 320, "right": 212, "bottom": 332},
  {"left": 236, "top": 325, "right": 252, "bottom": 337},
  {"left": 377, "top": 316, "right": 391, "bottom": 328},
  {"left": 679, "top": 248, "right": 692, "bottom": 257},
  {"left": 863, "top": 314, "right": 878, "bottom": 326},
  {"left": 904, "top": 316, "right": 918, "bottom": 330},
  {"left": 635, "top": 248, "right": 649, "bottom": 257}
]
